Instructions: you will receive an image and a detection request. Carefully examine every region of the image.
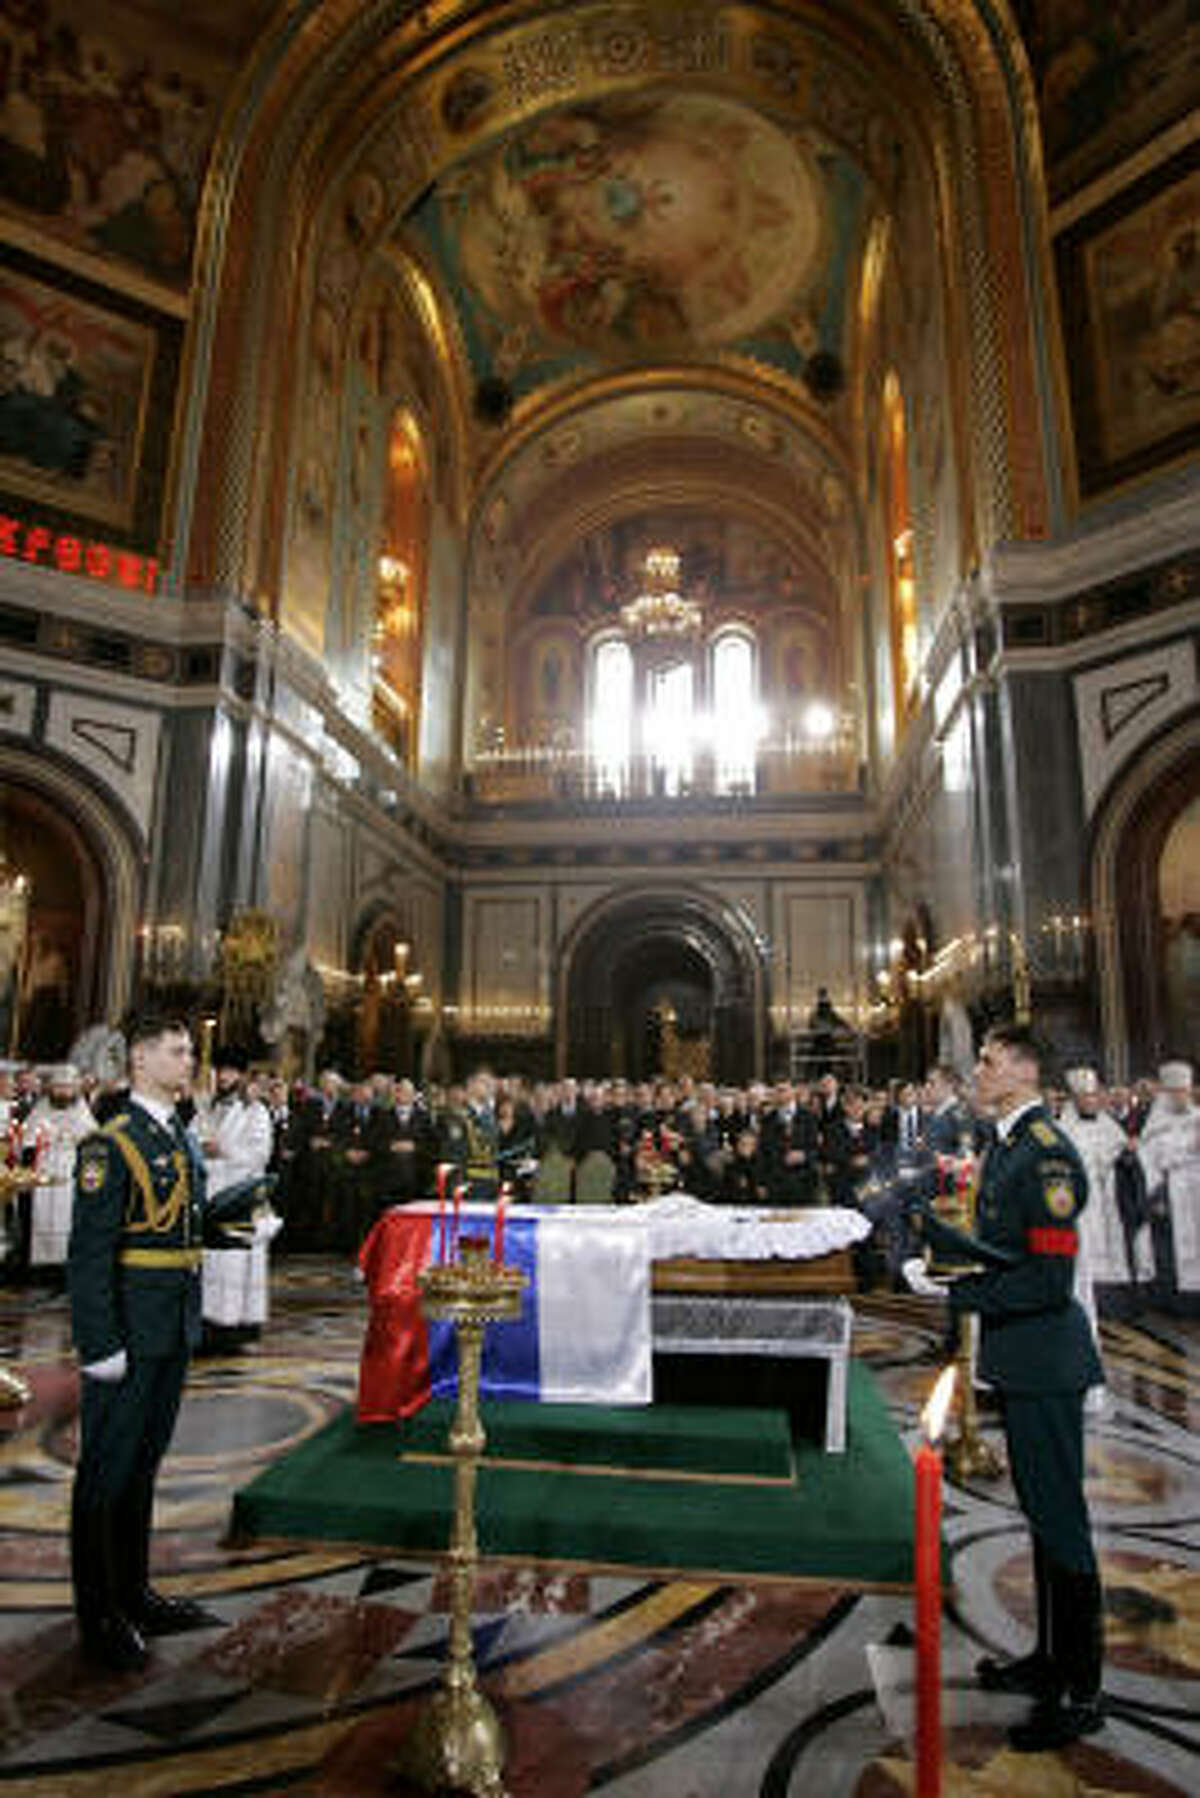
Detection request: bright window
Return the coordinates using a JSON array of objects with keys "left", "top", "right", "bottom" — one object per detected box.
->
[
  {"left": 712, "top": 630, "right": 759, "bottom": 793},
  {"left": 646, "top": 659, "right": 694, "bottom": 795},
  {"left": 588, "top": 638, "right": 633, "bottom": 792}
]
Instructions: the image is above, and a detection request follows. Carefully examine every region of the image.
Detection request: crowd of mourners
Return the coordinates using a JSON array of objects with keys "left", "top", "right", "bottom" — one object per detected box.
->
[{"left": 1, "top": 1049, "right": 1196, "bottom": 1315}]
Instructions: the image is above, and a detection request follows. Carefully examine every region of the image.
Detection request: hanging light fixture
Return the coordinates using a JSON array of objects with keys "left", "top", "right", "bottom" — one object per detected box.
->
[{"left": 619, "top": 547, "right": 703, "bottom": 640}]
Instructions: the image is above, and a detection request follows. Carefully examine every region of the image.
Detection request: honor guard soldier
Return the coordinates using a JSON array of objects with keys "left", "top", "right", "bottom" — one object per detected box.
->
[
  {"left": 463, "top": 1069, "right": 500, "bottom": 1203},
  {"left": 67, "top": 1014, "right": 217, "bottom": 1671},
  {"left": 921, "top": 1023, "right": 1105, "bottom": 1752}
]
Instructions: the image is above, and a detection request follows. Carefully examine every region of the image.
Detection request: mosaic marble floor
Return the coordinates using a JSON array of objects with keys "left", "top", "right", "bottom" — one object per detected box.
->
[{"left": 0, "top": 1261, "right": 1195, "bottom": 1795}]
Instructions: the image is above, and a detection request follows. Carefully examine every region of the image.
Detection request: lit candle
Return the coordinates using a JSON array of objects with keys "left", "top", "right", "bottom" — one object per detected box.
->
[
  {"left": 435, "top": 1163, "right": 451, "bottom": 1264},
  {"left": 915, "top": 1365, "right": 956, "bottom": 1798},
  {"left": 494, "top": 1181, "right": 511, "bottom": 1264},
  {"left": 452, "top": 1182, "right": 466, "bottom": 1261}
]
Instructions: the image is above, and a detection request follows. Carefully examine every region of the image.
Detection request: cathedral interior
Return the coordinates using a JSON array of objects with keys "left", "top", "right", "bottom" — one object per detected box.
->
[
  {"left": 0, "top": 0, "right": 1195, "bottom": 1082},
  {"left": 0, "top": 0, "right": 1197, "bottom": 1792}
]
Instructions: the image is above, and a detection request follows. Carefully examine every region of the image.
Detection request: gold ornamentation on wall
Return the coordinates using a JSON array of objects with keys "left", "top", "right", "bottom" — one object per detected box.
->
[{"left": 217, "top": 910, "right": 279, "bottom": 1039}]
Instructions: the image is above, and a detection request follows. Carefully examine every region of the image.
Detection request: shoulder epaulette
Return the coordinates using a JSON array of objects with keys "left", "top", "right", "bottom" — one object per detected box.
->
[{"left": 1031, "top": 1119, "right": 1060, "bottom": 1147}]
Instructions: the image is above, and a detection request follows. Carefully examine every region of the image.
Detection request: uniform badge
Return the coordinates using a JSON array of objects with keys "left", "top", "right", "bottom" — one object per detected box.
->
[
  {"left": 1043, "top": 1177, "right": 1075, "bottom": 1218},
  {"left": 1031, "top": 1120, "right": 1059, "bottom": 1147},
  {"left": 79, "top": 1151, "right": 107, "bottom": 1193}
]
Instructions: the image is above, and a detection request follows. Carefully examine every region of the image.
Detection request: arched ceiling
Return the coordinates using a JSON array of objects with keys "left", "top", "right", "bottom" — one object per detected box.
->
[
  {"left": 379, "top": 16, "right": 919, "bottom": 582},
  {"left": 347, "top": 6, "right": 935, "bottom": 651},
  {"left": 186, "top": 0, "right": 1056, "bottom": 645}
]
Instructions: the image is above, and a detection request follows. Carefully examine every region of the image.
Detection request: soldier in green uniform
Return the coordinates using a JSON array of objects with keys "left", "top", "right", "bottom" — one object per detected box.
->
[
  {"left": 463, "top": 1068, "right": 500, "bottom": 1202},
  {"left": 923, "top": 1023, "right": 1105, "bottom": 1752},
  {"left": 68, "top": 1014, "right": 216, "bottom": 1671}
]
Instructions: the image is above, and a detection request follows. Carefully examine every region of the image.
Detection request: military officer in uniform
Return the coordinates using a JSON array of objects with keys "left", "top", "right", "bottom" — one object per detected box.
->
[
  {"left": 921, "top": 1023, "right": 1105, "bottom": 1752},
  {"left": 68, "top": 1013, "right": 216, "bottom": 1671},
  {"left": 463, "top": 1068, "right": 500, "bottom": 1203}
]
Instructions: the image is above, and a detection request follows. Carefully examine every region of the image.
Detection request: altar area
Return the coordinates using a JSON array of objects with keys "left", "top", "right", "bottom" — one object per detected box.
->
[{"left": 229, "top": 1197, "right": 911, "bottom": 1588}]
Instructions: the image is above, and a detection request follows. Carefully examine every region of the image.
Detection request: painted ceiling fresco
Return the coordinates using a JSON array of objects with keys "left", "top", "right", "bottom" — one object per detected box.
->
[
  {"left": 404, "top": 90, "right": 870, "bottom": 397},
  {"left": 527, "top": 510, "right": 829, "bottom": 629},
  {"left": 1015, "top": 0, "right": 1200, "bottom": 201},
  {"left": 0, "top": 0, "right": 275, "bottom": 286}
]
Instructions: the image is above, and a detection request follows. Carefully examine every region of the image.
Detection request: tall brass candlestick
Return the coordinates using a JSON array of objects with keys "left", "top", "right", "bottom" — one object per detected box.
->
[
  {"left": 945, "top": 1313, "right": 1002, "bottom": 1484},
  {"left": 392, "top": 1233, "right": 527, "bottom": 1797},
  {"left": 928, "top": 1154, "right": 1002, "bottom": 1485}
]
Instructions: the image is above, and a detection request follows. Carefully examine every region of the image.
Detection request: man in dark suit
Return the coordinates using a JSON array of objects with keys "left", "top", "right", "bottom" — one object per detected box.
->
[
  {"left": 370, "top": 1076, "right": 433, "bottom": 1209},
  {"left": 541, "top": 1077, "right": 582, "bottom": 1161},
  {"left": 761, "top": 1080, "right": 820, "bottom": 1205},
  {"left": 922, "top": 1023, "right": 1105, "bottom": 1752},
  {"left": 286, "top": 1070, "right": 351, "bottom": 1248},
  {"left": 883, "top": 1080, "right": 925, "bottom": 1157},
  {"left": 923, "top": 1064, "right": 973, "bottom": 1155},
  {"left": 338, "top": 1077, "right": 379, "bottom": 1248},
  {"left": 823, "top": 1085, "right": 882, "bottom": 1208},
  {"left": 68, "top": 1013, "right": 216, "bottom": 1672}
]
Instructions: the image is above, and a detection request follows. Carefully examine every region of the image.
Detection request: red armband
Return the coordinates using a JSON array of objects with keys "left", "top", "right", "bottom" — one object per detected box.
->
[{"left": 1027, "top": 1226, "right": 1078, "bottom": 1256}]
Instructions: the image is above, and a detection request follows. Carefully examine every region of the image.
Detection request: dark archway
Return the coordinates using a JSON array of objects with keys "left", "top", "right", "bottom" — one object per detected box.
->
[
  {"left": 561, "top": 890, "right": 762, "bottom": 1082},
  {"left": 346, "top": 909, "right": 415, "bottom": 1079},
  {"left": 1110, "top": 737, "right": 1200, "bottom": 1073},
  {"left": 612, "top": 934, "right": 714, "bottom": 1080},
  {"left": 0, "top": 781, "right": 107, "bottom": 1058}
]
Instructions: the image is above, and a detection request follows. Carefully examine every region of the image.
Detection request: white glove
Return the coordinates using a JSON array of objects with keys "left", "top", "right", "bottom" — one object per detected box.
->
[
  {"left": 902, "top": 1258, "right": 945, "bottom": 1299},
  {"left": 83, "top": 1349, "right": 128, "bottom": 1382},
  {"left": 253, "top": 1206, "right": 284, "bottom": 1242}
]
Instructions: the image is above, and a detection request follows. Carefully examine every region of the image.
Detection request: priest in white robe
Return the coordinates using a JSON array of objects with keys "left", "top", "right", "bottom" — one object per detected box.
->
[
  {"left": 24, "top": 1065, "right": 96, "bottom": 1276},
  {"left": 1138, "top": 1061, "right": 1200, "bottom": 1310},
  {"left": 196, "top": 1055, "right": 277, "bottom": 1344}
]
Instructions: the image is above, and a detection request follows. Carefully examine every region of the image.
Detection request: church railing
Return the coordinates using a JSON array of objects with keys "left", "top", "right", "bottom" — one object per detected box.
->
[{"left": 463, "top": 742, "right": 861, "bottom": 807}]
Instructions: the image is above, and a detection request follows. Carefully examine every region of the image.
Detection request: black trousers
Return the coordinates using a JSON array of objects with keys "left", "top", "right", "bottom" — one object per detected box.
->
[
  {"left": 1001, "top": 1388, "right": 1096, "bottom": 1575},
  {"left": 71, "top": 1352, "right": 188, "bottom": 1633},
  {"left": 1002, "top": 1387, "right": 1103, "bottom": 1701}
]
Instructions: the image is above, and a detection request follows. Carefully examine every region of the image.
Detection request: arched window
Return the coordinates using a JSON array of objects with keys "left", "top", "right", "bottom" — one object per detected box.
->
[
  {"left": 588, "top": 637, "right": 634, "bottom": 793},
  {"left": 711, "top": 629, "right": 760, "bottom": 793},
  {"left": 372, "top": 409, "right": 427, "bottom": 766},
  {"left": 645, "top": 657, "right": 694, "bottom": 795},
  {"left": 883, "top": 373, "right": 919, "bottom": 724}
]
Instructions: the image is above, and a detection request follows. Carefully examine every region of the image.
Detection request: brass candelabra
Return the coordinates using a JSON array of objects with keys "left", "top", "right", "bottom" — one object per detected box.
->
[
  {"left": 392, "top": 1233, "right": 527, "bottom": 1797},
  {"left": 0, "top": 1160, "right": 37, "bottom": 1406}
]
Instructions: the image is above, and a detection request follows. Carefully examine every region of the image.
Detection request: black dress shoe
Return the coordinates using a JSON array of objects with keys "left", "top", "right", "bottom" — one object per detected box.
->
[
  {"left": 80, "top": 1615, "right": 149, "bottom": 1673},
  {"left": 1008, "top": 1695, "right": 1104, "bottom": 1753},
  {"left": 976, "top": 1650, "right": 1056, "bottom": 1696},
  {"left": 132, "top": 1590, "right": 220, "bottom": 1636}
]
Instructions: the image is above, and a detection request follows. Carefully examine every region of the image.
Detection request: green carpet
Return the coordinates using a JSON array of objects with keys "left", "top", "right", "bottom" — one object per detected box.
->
[
  {"left": 389, "top": 1393, "right": 796, "bottom": 1481},
  {"left": 231, "top": 1361, "right": 914, "bottom": 1585}
]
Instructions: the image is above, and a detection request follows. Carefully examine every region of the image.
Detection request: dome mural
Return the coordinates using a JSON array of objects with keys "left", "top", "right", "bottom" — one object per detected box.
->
[{"left": 436, "top": 91, "right": 824, "bottom": 353}]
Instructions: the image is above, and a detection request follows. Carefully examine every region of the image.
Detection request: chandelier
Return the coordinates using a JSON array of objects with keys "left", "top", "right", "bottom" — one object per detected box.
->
[{"left": 619, "top": 547, "right": 703, "bottom": 639}]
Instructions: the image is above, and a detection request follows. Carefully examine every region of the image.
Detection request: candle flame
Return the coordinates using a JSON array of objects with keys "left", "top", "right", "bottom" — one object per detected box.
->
[{"left": 921, "top": 1364, "right": 957, "bottom": 1444}]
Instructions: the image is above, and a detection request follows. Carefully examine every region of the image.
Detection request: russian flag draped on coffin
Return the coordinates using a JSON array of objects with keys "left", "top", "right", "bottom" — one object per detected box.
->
[{"left": 357, "top": 1204, "right": 653, "bottom": 1420}]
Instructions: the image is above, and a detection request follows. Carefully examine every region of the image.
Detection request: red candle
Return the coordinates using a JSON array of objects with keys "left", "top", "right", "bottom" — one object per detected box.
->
[
  {"left": 915, "top": 1365, "right": 955, "bottom": 1798},
  {"left": 452, "top": 1182, "right": 466, "bottom": 1261},
  {"left": 915, "top": 1441, "right": 942, "bottom": 1798},
  {"left": 494, "top": 1182, "right": 511, "bottom": 1264},
  {"left": 435, "top": 1163, "right": 450, "bottom": 1263}
]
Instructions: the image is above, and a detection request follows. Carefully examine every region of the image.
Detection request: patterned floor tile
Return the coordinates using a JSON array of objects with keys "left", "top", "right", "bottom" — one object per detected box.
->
[{"left": 0, "top": 1271, "right": 1190, "bottom": 1796}]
